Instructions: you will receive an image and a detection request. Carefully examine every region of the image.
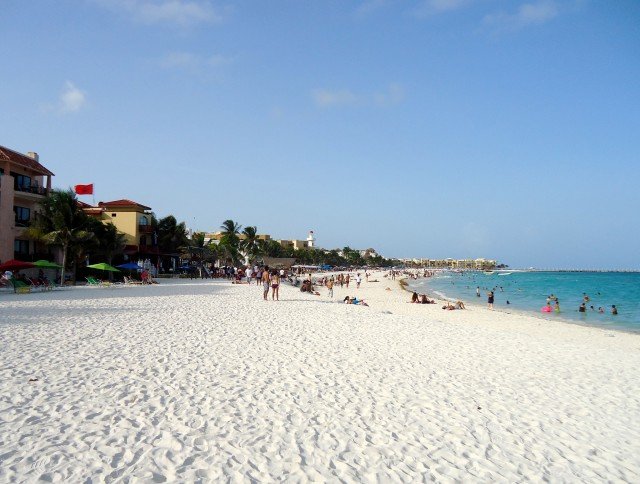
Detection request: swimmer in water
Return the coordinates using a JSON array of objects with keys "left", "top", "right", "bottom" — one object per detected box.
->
[
  {"left": 554, "top": 300, "right": 560, "bottom": 313},
  {"left": 611, "top": 305, "right": 618, "bottom": 315}
]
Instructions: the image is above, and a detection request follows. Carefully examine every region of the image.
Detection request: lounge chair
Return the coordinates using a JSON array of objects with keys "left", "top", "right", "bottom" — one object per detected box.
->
[
  {"left": 86, "top": 276, "right": 113, "bottom": 287},
  {"left": 10, "top": 278, "right": 31, "bottom": 294}
]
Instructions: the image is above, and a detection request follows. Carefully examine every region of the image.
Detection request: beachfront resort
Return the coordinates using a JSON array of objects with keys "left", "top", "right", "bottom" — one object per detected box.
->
[{"left": 2, "top": 143, "right": 640, "bottom": 481}]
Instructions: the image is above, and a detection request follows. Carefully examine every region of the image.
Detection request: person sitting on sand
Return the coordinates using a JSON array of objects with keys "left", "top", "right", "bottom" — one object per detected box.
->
[
  {"left": 410, "top": 292, "right": 419, "bottom": 303},
  {"left": 455, "top": 300, "right": 466, "bottom": 310},
  {"left": 442, "top": 303, "right": 456, "bottom": 310},
  {"left": 419, "top": 294, "right": 435, "bottom": 304},
  {"left": 344, "top": 296, "right": 368, "bottom": 306}
]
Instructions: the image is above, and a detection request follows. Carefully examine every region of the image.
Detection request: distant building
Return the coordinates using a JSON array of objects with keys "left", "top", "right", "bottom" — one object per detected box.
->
[
  {"left": 80, "top": 199, "right": 156, "bottom": 258},
  {"left": 0, "top": 146, "right": 54, "bottom": 262},
  {"left": 204, "top": 231, "right": 271, "bottom": 245},
  {"left": 401, "top": 258, "right": 497, "bottom": 269}
]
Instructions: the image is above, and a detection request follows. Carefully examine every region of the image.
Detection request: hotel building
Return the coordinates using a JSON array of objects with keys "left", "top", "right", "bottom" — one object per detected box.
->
[{"left": 0, "top": 146, "right": 54, "bottom": 263}]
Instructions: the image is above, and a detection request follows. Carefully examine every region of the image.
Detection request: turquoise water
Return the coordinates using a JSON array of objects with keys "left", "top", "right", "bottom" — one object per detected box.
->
[{"left": 409, "top": 271, "right": 640, "bottom": 332}]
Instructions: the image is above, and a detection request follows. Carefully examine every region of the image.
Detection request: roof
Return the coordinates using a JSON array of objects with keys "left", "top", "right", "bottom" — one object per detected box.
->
[
  {"left": 98, "top": 199, "right": 151, "bottom": 210},
  {"left": 0, "top": 145, "right": 55, "bottom": 176}
]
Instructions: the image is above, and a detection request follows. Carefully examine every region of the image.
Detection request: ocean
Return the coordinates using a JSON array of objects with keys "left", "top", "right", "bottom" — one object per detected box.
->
[{"left": 408, "top": 271, "right": 640, "bottom": 332}]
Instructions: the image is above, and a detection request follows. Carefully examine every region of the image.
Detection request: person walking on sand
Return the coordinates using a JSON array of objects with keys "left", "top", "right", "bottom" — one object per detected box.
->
[
  {"left": 271, "top": 270, "right": 281, "bottom": 301},
  {"left": 355, "top": 273, "right": 362, "bottom": 289},
  {"left": 327, "top": 278, "right": 334, "bottom": 298},
  {"left": 262, "top": 267, "right": 270, "bottom": 300},
  {"left": 487, "top": 290, "right": 494, "bottom": 310},
  {"left": 345, "top": 274, "right": 350, "bottom": 288}
]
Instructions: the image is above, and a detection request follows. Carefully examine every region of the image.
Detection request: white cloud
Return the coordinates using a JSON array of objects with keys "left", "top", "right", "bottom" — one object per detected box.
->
[
  {"left": 483, "top": 1, "right": 559, "bottom": 31},
  {"left": 59, "top": 82, "right": 87, "bottom": 113},
  {"left": 312, "top": 84, "right": 405, "bottom": 109},
  {"left": 95, "top": 0, "right": 222, "bottom": 27},
  {"left": 159, "top": 51, "right": 231, "bottom": 69},
  {"left": 413, "top": 0, "right": 473, "bottom": 17},
  {"left": 312, "top": 89, "right": 359, "bottom": 108}
]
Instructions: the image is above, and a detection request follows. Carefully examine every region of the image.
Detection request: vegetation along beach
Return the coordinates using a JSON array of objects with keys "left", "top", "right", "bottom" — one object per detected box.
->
[{"left": 2, "top": 1, "right": 639, "bottom": 482}]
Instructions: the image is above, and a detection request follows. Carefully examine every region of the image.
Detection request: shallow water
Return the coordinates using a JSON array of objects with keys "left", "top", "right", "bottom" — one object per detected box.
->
[{"left": 409, "top": 271, "right": 640, "bottom": 332}]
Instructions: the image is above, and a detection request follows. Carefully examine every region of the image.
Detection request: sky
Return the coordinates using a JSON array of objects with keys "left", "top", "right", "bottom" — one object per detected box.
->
[{"left": 1, "top": 0, "right": 639, "bottom": 269}]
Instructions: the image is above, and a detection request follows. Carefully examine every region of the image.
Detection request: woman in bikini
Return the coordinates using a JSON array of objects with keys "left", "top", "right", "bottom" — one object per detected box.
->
[{"left": 271, "top": 270, "right": 281, "bottom": 301}]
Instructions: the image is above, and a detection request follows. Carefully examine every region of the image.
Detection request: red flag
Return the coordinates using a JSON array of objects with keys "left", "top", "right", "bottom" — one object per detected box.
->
[{"left": 74, "top": 184, "right": 94, "bottom": 195}]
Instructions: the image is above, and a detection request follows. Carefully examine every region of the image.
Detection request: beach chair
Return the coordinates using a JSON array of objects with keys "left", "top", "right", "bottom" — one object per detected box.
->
[
  {"left": 10, "top": 278, "right": 31, "bottom": 294},
  {"left": 86, "top": 276, "right": 101, "bottom": 286}
]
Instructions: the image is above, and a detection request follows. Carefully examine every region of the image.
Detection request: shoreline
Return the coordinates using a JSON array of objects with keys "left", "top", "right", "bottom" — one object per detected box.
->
[
  {"left": 2, "top": 272, "right": 640, "bottom": 481},
  {"left": 403, "top": 272, "right": 640, "bottom": 336}
]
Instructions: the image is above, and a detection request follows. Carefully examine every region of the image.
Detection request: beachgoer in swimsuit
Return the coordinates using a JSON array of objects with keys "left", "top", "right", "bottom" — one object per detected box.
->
[
  {"left": 262, "top": 267, "right": 270, "bottom": 300},
  {"left": 271, "top": 270, "right": 280, "bottom": 301},
  {"left": 487, "top": 291, "right": 494, "bottom": 310}
]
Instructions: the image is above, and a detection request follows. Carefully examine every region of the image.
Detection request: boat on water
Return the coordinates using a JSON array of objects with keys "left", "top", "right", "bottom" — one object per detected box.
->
[
  {"left": 484, "top": 271, "right": 495, "bottom": 275},
  {"left": 497, "top": 272, "right": 512, "bottom": 276}
]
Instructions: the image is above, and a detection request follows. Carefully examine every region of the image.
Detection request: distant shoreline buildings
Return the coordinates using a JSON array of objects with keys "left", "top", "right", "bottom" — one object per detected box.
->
[{"left": 1, "top": 144, "right": 499, "bottom": 270}]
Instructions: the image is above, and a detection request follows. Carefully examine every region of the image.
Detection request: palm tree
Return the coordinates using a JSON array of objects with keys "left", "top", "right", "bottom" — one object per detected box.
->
[
  {"left": 240, "top": 226, "right": 262, "bottom": 263},
  {"left": 157, "top": 215, "right": 189, "bottom": 254},
  {"left": 219, "top": 219, "right": 242, "bottom": 265},
  {"left": 26, "top": 189, "right": 93, "bottom": 281},
  {"left": 93, "top": 221, "right": 127, "bottom": 281}
]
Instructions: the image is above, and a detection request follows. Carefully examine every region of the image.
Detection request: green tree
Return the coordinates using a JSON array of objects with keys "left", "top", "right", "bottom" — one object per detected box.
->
[
  {"left": 219, "top": 219, "right": 242, "bottom": 264},
  {"left": 157, "top": 215, "right": 189, "bottom": 254},
  {"left": 26, "top": 189, "right": 93, "bottom": 281},
  {"left": 240, "top": 226, "right": 262, "bottom": 262}
]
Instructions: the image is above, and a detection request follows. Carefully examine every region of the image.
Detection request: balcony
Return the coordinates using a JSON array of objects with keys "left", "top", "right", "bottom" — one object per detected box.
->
[
  {"left": 13, "top": 184, "right": 48, "bottom": 201},
  {"left": 138, "top": 224, "right": 154, "bottom": 234}
]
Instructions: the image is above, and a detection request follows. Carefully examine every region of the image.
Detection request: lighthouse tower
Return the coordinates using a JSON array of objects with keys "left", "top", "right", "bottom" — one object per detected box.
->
[{"left": 306, "top": 230, "right": 316, "bottom": 248}]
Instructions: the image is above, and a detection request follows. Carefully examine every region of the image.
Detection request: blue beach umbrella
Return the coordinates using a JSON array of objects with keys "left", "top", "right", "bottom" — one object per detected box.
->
[{"left": 116, "top": 262, "right": 144, "bottom": 270}]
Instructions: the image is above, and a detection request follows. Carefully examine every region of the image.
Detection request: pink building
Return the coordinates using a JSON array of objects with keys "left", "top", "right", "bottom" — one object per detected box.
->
[{"left": 0, "top": 146, "right": 54, "bottom": 263}]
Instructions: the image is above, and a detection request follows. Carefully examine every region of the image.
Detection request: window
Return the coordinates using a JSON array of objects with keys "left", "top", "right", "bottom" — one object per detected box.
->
[
  {"left": 14, "top": 206, "right": 30, "bottom": 226},
  {"left": 111, "top": 213, "right": 117, "bottom": 217},
  {"left": 11, "top": 173, "right": 31, "bottom": 191},
  {"left": 140, "top": 216, "right": 149, "bottom": 225},
  {"left": 14, "top": 239, "right": 29, "bottom": 256}
]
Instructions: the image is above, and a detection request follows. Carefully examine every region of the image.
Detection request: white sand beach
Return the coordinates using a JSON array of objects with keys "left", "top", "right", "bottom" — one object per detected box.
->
[{"left": 1, "top": 273, "right": 640, "bottom": 482}]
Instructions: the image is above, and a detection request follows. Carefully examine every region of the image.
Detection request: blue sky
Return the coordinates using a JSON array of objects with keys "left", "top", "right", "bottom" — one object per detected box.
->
[{"left": 2, "top": 0, "right": 639, "bottom": 268}]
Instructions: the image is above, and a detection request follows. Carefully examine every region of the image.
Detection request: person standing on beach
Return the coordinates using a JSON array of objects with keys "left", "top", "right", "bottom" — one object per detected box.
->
[
  {"left": 271, "top": 270, "right": 281, "bottom": 301},
  {"left": 246, "top": 266, "right": 253, "bottom": 284},
  {"left": 345, "top": 274, "right": 350, "bottom": 288},
  {"left": 476, "top": 286, "right": 480, "bottom": 297},
  {"left": 487, "top": 290, "right": 494, "bottom": 310},
  {"left": 327, "top": 278, "right": 334, "bottom": 298},
  {"left": 262, "top": 267, "right": 270, "bottom": 300},
  {"left": 355, "top": 273, "right": 361, "bottom": 289}
]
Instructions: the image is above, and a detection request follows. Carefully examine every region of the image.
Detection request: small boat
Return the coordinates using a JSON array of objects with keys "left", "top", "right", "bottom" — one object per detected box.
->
[
  {"left": 484, "top": 271, "right": 494, "bottom": 275},
  {"left": 497, "top": 272, "right": 512, "bottom": 276}
]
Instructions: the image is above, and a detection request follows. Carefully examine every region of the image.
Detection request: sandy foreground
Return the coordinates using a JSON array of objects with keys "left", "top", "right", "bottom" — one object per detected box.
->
[{"left": 1, "top": 273, "right": 639, "bottom": 482}]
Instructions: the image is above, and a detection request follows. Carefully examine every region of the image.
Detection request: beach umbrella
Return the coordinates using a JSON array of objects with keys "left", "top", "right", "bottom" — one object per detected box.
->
[
  {"left": 33, "top": 260, "right": 63, "bottom": 268},
  {"left": 116, "top": 262, "right": 143, "bottom": 270},
  {"left": 87, "top": 263, "right": 120, "bottom": 272},
  {"left": 0, "top": 259, "right": 35, "bottom": 271}
]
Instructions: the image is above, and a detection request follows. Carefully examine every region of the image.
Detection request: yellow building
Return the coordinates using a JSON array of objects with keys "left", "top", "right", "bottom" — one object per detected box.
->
[
  {"left": 80, "top": 199, "right": 155, "bottom": 256},
  {"left": 204, "top": 232, "right": 271, "bottom": 244}
]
